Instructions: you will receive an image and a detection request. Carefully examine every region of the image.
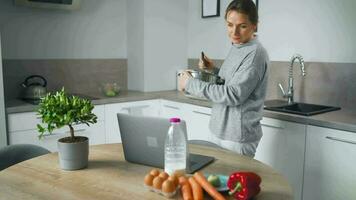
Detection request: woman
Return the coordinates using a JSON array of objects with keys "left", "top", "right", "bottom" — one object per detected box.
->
[{"left": 178, "top": 0, "right": 269, "bottom": 157}]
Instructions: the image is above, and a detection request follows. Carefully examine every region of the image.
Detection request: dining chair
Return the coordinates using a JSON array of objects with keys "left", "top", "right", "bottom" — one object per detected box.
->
[{"left": 0, "top": 144, "right": 50, "bottom": 171}]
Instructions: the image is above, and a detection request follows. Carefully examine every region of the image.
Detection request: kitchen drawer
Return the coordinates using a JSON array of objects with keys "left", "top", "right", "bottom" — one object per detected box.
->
[
  {"left": 9, "top": 122, "right": 105, "bottom": 152},
  {"left": 104, "top": 100, "right": 160, "bottom": 144},
  {"left": 8, "top": 105, "right": 105, "bottom": 132},
  {"left": 7, "top": 112, "right": 42, "bottom": 132},
  {"left": 9, "top": 129, "right": 66, "bottom": 152},
  {"left": 183, "top": 104, "right": 212, "bottom": 141},
  {"left": 93, "top": 105, "right": 105, "bottom": 122},
  {"left": 160, "top": 100, "right": 186, "bottom": 119}
]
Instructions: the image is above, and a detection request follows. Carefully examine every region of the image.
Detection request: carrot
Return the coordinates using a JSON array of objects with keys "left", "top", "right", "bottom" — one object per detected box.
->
[
  {"left": 188, "top": 177, "right": 204, "bottom": 200},
  {"left": 193, "top": 172, "right": 226, "bottom": 200},
  {"left": 179, "top": 176, "right": 189, "bottom": 186},
  {"left": 181, "top": 183, "right": 193, "bottom": 200}
]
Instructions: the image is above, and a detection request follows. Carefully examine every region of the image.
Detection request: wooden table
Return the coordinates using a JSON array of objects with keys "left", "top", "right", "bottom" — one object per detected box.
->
[{"left": 0, "top": 144, "right": 293, "bottom": 200}]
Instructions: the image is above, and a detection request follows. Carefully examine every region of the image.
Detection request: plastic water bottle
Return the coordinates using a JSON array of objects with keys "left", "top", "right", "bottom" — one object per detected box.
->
[{"left": 164, "top": 118, "right": 187, "bottom": 176}]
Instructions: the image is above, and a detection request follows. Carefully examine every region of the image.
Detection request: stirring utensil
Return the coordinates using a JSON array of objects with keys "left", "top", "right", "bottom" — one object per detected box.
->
[{"left": 201, "top": 51, "right": 208, "bottom": 69}]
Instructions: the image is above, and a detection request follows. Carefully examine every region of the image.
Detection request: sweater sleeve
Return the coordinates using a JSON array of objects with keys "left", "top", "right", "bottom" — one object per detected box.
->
[{"left": 185, "top": 53, "right": 265, "bottom": 106}]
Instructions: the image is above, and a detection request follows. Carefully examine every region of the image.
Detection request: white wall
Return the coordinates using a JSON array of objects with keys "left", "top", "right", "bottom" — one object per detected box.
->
[
  {"left": 188, "top": 0, "right": 356, "bottom": 63},
  {"left": 143, "top": 0, "right": 188, "bottom": 91},
  {"left": 188, "top": 0, "right": 231, "bottom": 60},
  {"left": 127, "top": 0, "right": 144, "bottom": 91},
  {"left": 127, "top": 0, "right": 188, "bottom": 91},
  {"left": 0, "top": 0, "right": 127, "bottom": 59}
]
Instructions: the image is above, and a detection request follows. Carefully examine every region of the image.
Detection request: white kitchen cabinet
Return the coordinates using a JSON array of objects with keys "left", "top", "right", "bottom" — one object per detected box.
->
[
  {"left": 119, "top": 99, "right": 160, "bottom": 117},
  {"left": 74, "top": 123, "right": 105, "bottom": 145},
  {"left": 104, "top": 99, "right": 160, "bottom": 144},
  {"left": 160, "top": 100, "right": 186, "bottom": 119},
  {"left": 8, "top": 105, "right": 106, "bottom": 152},
  {"left": 7, "top": 105, "right": 105, "bottom": 132},
  {"left": 184, "top": 103, "right": 212, "bottom": 141},
  {"left": 9, "top": 122, "right": 105, "bottom": 152},
  {"left": 10, "top": 129, "right": 64, "bottom": 152},
  {"left": 255, "top": 117, "right": 306, "bottom": 200},
  {"left": 159, "top": 100, "right": 212, "bottom": 141},
  {"left": 303, "top": 125, "right": 356, "bottom": 200},
  {"left": 7, "top": 111, "right": 43, "bottom": 132}
]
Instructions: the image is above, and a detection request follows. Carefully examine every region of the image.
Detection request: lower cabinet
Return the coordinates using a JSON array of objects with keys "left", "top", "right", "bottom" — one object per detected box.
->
[
  {"left": 255, "top": 117, "right": 306, "bottom": 200},
  {"left": 160, "top": 100, "right": 186, "bottom": 119},
  {"left": 104, "top": 99, "right": 160, "bottom": 143},
  {"left": 303, "top": 125, "right": 356, "bottom": 200},
  {"left": 9, "top": 122, "right": 105, "bottom": 152},
  {"left": 9, "top": 129, "right": 65, "bottom": 152},
  {"left": 184, "top": 104, "right": 212, "bottom": 141},
  {"left": 8, "top": 105, "right": 106, "bottom": 152},
  {"left": 160, "top": 100, "right": 212, "bottom": 141}
]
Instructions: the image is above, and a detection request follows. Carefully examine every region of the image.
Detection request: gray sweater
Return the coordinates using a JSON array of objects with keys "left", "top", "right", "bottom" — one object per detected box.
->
[{"left": 186, "top": 37, "right": 269, "bottom": 143}]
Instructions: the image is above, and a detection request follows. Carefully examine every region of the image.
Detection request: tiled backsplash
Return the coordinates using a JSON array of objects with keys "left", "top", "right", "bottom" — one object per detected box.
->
[
  {"left": 188, "top": 58, "right": 356, "bottom": 111},
  {"left": 2, "top": 59, "right": 127, "bottom": 100}
]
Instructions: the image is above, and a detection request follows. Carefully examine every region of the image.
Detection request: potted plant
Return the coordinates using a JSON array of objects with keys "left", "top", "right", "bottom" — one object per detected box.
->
[{"left": 37, "top": 88, "right": 97, "bottom": 170}]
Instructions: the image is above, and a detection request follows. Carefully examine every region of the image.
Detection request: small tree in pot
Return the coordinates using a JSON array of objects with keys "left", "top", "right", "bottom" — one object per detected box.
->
[{"left": 37, "top": 88, "right": 97, "bottom": 170}]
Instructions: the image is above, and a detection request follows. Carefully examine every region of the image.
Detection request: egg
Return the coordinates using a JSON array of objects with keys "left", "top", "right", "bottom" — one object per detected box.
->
[
  {"left": 152, "top": 176, "right": 164, "bottom": 190},
  {"left": 144, "top": 174, "right": 154, "bottom": 187},
  {"left": 162, "top": 179, "right": 176, "bottom": 193},
  {"left": 167, "top": 175, "right": 179, "bottom": 188},
  {"left": 158, "top": 171, "right": 169, "bottom": 180},
  {"left": 150, "top": 168, "right": 160, "bottom": 177}
]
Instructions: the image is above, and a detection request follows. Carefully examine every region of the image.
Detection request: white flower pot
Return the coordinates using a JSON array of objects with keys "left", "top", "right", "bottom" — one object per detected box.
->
[{"left": 57, "top": 136, "right": 89, "bottom": 170}]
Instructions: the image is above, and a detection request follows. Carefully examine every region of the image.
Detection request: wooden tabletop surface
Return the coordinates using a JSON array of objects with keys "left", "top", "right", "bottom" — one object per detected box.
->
[{"left": 0, "top": 143, "right": 293, "bottom": 200}]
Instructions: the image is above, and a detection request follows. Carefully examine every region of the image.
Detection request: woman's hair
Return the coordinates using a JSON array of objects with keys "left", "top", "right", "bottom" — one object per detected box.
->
[{"left": 225, "top": 0, "right": 258, "bottom": 25}]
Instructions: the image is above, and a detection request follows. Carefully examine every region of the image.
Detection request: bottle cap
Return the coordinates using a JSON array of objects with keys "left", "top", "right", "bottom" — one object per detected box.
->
[{"left": 169, "top": 118, "right": 181, "bottom": 123}]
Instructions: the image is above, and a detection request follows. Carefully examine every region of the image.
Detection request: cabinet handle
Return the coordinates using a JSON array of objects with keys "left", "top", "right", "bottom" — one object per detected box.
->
[
  {"left": 325, "top": 136, "right": 356, "bottom": 145},
  {"left": 42, "top": 133, "right": 59, "bottom": 138},
  {"left": 66, "top": 129, "right": 86, "bottom": 133},
  {"left": 192, "top": 110, "right": 211, "bottom": 116},
  {"left": 261, "top": 123, "right": 284, "bottom": 130},
  {"left": 121, "top": 105, "right": 150, "bottom": 110},
  {"left": 163, "top": 105, "right": 179, "bottom": 110}
]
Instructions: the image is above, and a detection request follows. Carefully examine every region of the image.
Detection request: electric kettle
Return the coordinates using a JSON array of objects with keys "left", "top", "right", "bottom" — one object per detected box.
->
[{"left": 21, "top": 75, "right": 47, "bottom": 102}]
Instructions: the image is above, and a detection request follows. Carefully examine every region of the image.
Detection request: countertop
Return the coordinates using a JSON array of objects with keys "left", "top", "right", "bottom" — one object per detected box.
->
[{"left": 6, "top": 90, "right": 356, "bottom": 133}]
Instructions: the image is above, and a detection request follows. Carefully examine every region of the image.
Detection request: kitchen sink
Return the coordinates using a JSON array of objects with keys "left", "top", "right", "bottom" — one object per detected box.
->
[{"left": 264, "top": 100, "right": 340, "bottom": 116}]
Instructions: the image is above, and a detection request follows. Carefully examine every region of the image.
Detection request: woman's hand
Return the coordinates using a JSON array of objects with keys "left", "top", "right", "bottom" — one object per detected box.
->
[
  {"left": 178, "top": 70, "right": 192, "bottom": 92},
  {"left": 199, "top": 53, "right": 215, "bottom": 72}
]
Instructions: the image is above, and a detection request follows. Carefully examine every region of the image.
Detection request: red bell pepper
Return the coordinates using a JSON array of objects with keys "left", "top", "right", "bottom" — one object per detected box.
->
[{"left": 227, "top": 172, "right": 261, "bottom": 200}]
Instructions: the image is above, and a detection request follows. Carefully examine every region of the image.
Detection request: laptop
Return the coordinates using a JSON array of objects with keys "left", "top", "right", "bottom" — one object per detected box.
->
[{"left": 117, "top": 113, "right": 215, "bottom": 174}]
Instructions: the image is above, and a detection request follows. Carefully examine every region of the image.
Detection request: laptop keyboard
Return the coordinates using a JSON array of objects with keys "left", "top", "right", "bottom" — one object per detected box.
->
[{"left": 189, "top": 160, "right": 198, "bottom": 165}]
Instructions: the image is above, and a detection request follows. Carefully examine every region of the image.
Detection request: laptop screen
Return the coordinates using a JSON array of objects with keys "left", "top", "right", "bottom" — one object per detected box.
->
[
  {"left": 117, "top": 113, "right": 215, "bottom": 173},
  {"left": 117, "top": 113, "right": 187, "bottom": 168}
]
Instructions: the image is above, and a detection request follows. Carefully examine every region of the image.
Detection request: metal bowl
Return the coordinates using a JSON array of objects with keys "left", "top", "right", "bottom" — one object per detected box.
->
[{"left": 186, "top": 69, "right": 224, "bottom": 85}]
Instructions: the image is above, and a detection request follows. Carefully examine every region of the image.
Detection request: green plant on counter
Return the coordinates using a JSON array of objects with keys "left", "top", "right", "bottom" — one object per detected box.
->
[{"left": 36, "top": 88, "right": 97, "bottom": 142}]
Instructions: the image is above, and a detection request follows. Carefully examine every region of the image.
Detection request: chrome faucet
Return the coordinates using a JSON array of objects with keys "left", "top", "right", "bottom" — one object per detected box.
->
[{"left": 278, "top": 54, "right": 306, "bottom": 104}]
